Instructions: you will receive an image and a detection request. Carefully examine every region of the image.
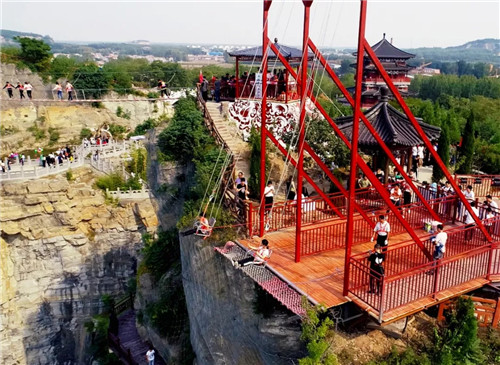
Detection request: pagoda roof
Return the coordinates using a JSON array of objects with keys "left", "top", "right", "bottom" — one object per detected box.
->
[
  {"left": 354, "top": 35, "right": 415, "bottom": 60},
  {"left": 335, "top": 90, "right": 440, "bottom": 147},
  {"left": 228, "top": 41, "right": 313, "bottom": 61}
]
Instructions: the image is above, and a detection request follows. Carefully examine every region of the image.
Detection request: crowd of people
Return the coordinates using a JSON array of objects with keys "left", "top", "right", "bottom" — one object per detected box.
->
[
  {"left": 3, "top": 81, "right": 76, "bottom": 100},
  {"left": 200, "top": 68, "right": 296, "bottom": 103}
]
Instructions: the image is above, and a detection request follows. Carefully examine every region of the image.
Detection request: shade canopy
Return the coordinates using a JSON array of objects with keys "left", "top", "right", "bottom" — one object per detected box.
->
[{"left": 335, "top": 90, "right": 440, "bottom": 148}]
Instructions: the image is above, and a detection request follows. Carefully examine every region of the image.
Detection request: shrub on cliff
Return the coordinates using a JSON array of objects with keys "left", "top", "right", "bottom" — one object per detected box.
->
[{"left": 157, "top": 97, "right": 208, "bottom": 163}]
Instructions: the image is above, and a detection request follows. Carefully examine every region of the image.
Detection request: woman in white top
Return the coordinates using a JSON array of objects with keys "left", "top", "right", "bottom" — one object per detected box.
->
[
  {"left": 371, "top": 215, "right": 390, "bottom": 251},
  {"left": 263, "top": 181, "right": 275, "bottom": 208},
  {"left": 390, "top": 184, "right": 402, "bottom": 207}
]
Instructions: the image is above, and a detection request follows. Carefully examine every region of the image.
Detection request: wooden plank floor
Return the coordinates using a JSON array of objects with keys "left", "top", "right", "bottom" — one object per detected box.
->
[
  {"left": 239, "top": 226, "right": 428, "bottom": 309},
  {"left": 239, "top": 222, "right": 493, "bottom": 323}
]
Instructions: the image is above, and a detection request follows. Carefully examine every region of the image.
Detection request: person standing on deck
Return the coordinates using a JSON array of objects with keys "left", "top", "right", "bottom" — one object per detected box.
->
[
  {"left": 427, "top": 224, "right": 447, "bottom": 275},
  {"left": 145, "top": 345, "right": 155, "bottom": 365},
  {"left": 368, "top": 244, "right": 385, "bottom": 294},
  {"left": 371, "top": 215, "right": 390, "bottom": 253},
  {"left": 53, "top": 82, "right": 63, "bottom": 100},
  {"left": 66, "top": 82, "right": 74, "bottom": 100},
  {"left": 464, "top": 202, "right": 479, "bottom": 241}
]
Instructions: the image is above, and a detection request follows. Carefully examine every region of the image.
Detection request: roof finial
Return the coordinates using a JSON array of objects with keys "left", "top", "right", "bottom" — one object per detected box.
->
[
  {"left": 383, "top": 33, "right": 386, "bottom": 39},
  {"left": 274, "top": 38, "right": 278, "bottom": 44},
  {"left": 380, "top": 87, "right": 389, "bottom": 102}
]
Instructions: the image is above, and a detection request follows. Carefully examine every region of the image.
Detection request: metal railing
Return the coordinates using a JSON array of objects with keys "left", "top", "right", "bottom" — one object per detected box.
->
[{"left": 454, "top": 174, "right": 500, "bottom": 198}]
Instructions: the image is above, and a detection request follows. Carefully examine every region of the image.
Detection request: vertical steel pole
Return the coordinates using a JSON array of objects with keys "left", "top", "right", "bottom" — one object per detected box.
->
[
  {"left": 295, "top": 0, "right": 313, "bottom": 262},
  {"left": 259, "top": 0, "right": 272, "bottom": 236},
  {"left": 343, "top": 0, "right": 367, "bottom": 296}
]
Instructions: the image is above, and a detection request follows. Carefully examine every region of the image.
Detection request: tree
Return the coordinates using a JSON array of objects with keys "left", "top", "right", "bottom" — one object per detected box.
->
[
  {"left": 14, "top": 36, "right": 52, "bottom": 73},
  {"left": 50, "top": 56, "right": 78, "bottom": 81},
  {"left": 432, "top": 124, "right": 450, "bottom": 182},
  {"left": 248, "top": 127, "right": 269, "bottom": 200},
  {"left": 72, "top": 63, "right": 109, "bottom": 99},
  {"left": 431, "top": 297, "right": 484, "bottom": 364},
  {"left": 457, "top": 112, "right": 475, "bottom": 174}
]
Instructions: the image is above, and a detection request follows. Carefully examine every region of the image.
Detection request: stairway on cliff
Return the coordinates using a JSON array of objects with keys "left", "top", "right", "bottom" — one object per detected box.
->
[
  {"left": 205, "top": 101, "right": 251, "bottom": 179},
  {"left": 118, "top": 309, "right": 166, "bottom": 365}
]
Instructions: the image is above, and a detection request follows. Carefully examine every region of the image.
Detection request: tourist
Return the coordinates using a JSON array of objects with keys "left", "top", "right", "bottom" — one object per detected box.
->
[
  {"left": 15, "top": 82, "right": 25, "bottom": 99},
  {"left": 285, "top": 175, "right": 296, "bottom": 201},
  {"left": 201, "top": 76, "right": 209, "bottom": 102},
  {"left": 412, "top": 145, "right": 418, "bottom": 167},
  {"left": 417, "top": 144, "right": 424, "bottom": 167},
  {"left": 3, "top": 82, "right": 14, "bottom": 98},
  {"left": 443, "top": 181, "right": 454, "bottom": 195},
  {"left": 367, "top": 243, "right": 385, "bottom": 294},
  {"left": 237, "top": 179, "right": 250, "bottom": 201},
  {"left": 145, "top": 345, "right": 155, "bottom": 365},
  {"left": 53, "top": 82, "right": 63, "bottom": 100},
  {"left": 264, "top": 180, "right": 275, "bottom": 210},
  {"left": 214, "top": 76, "right": 221, "bottom": 103},
  {"left": 371, "top": 214, "right": 390, "bottom": 252},
  {"left": 402, "top": 181, "right": 412, "bottom": 206},
  {"left": 0, "top": 161, "right": 5, "bottom": 173},
  {"left": 427, "top": 224, "right": 447, "bottom": 275},
  {"left": 233, "top": 239, "right": 271, "bottom": 267},
  {"left": 358, "top": 174, "right": 372, "bottom": 189},
  {"left": 484, "top": 195, "right": 498, "bottom": 213},
  {"left": 24, "top": 82, "right": 33, "bottom": 99},
  {"left": 66, "top": 82, "right": 74, "bottom": 100},
  {"left": 181, "top": 213, "right": 210, "bottom": 237},
  {"left": 389, "top": 184, "right": 402, "bottom": 207},
  {"left": 484, "top": 207, "right": 495, "bottom": 236},
  {"left": 463, "top": 202, "right": 479, "bottom": 241},
  {"left": 157, "top": 79, "right": 167, "bottom": 98},
  {"left": 463, "top": 185, "right": 475, "bottom": 202},
  {"left": 235, "top": 171, "right": 245, "bottom": 186},
  {"left": 408, "top": 170, "right": 416, "bottom": 182},
  {"left": 375, "top": 168, "right": 384, "bottom": 183}
]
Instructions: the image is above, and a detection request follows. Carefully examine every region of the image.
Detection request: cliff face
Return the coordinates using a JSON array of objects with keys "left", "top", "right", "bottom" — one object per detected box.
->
[
  {"left": 0, "top": 167, "right": 158, "bottom": 365},
  {"left": 180, "top": 235, "right": 305, "bottom": 365}
]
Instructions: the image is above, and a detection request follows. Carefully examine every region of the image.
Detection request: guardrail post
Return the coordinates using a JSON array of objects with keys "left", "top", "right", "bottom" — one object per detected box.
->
[
  {"left": 378, "top": 276, "right": 386, "bottom": 323},
  {"left": 117, "top": 188, "right": 120, "bottom": 199},
  {"left": 452, "top": 197, "right": 458, "bottom": 224},
  {"left": 34, "top": 166, "right": 38, "bottom": 177},
  {"left": 433, "top": 261, "right": 440, "bottom": 299},
  {"left": 27, "top": 156, "right": 32, "bottom": 166},
  {"left": 21, "top": 164, "right": 24, "bottom": 178}
]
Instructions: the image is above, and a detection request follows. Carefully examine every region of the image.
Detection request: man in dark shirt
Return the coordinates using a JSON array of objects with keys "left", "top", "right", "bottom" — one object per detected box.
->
[{"left": 368, "top": 244, "right": 385, "bottom": 294}]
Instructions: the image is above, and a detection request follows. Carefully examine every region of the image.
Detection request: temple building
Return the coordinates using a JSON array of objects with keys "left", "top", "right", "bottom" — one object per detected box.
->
[{"left": 353, "top": 34, "right": 415, "bottom": 107}]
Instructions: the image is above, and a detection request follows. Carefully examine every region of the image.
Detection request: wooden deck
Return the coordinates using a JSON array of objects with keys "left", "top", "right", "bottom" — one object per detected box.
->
[
  {"left": 239, "top": 224, "right": 429, "bottom": 308},
  {"left": 239, "top": 222, "right": 494, "bottom": 323}
]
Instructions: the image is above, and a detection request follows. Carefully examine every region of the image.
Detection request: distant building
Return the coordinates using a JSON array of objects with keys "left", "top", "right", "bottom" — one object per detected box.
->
[{"left": 352, "top": 34, "right": 415, "bottom": 108}]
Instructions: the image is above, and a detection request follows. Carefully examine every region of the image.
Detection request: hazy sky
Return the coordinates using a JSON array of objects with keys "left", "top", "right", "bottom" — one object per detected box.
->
[{"left": 1, "top": 1, "right": 499, "bottom": 48}]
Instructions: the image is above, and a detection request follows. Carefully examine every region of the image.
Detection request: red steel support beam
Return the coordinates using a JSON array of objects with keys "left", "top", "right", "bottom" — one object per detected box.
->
[
  {"left": 295, "top": 0, "right": 313, "bottom": 262},
  {"left": 265, "top": 131, "right": 344, "bottom": 217},
  {"left": 269, "top": 40, "right": 433, "bottom": 262},
  {"left": 259, "top": 0, "right": 272, "bottom": 236},
  {"left": 363, "top": 41, "right": 492, "bottom": 241},
  {"left": 308, "top": 39, "right": 442, "bottom": 223},
  {"left": 268, "top": 41, "right": 373, "bottom": 226},
  {"left": 344, "top": 0, "right": 367, "bottom": 296}
]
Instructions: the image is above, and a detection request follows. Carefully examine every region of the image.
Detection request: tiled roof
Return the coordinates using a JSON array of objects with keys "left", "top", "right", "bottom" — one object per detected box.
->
[
  {"left": 228, "top": 42, "right": 313, "bottom": 60},
  {"left": 335, "top": 94, "right": 441, "bottom": 147}
]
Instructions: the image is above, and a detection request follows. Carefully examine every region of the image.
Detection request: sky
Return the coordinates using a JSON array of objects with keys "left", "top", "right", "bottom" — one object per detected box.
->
[{"left": 1, "top": 0, "right": 499, "bottom": 48}]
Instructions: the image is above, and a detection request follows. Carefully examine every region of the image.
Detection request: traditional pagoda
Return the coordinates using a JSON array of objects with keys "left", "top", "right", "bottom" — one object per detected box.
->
[
  {"left": 353, "top": 34, "right": 415, "bottom": 107},
  {"left": 336, "top": 87, "right": 441, "bottom": 178}
]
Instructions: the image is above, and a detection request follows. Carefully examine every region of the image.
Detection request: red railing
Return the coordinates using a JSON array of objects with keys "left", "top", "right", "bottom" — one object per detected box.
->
[
  {"left": 454, "top": 174, "right": 500, "bottom": 198},
  {"left": 247, "top": 186, "right": 384, "bottom": 235},
  {"left": 300, "top": 216, "right": 375, "bottom": 256}
]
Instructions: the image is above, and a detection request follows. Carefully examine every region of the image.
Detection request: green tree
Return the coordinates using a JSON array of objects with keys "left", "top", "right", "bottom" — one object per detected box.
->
[
  {"left": 248, "top": 127, "right": 269, "bottom": 200},
  {"left": 157, "top": 97, "right": 208, "bottom": 163},
  {"left": 457, "top": 112, "right": 475, "bottom": 174},
  {"left": 72, "top": 63, "right": 109, "bottom": 99},
  {"left": 433, "top": 124, "right": 450, "bottom": 182},
  {"left": 14, "top": 36, "right": 52, "bottom": 73},
  {"left": 50, "top": 56, "right": 78, "bottom": 81},
  {"left": 102, "top": 60, "right": 133, "bottom": 94},
  {"left": 431, "top": 297, "right": 484, "bottom": 364},
  {"left": 299, "top": 302, "right": 338, "bottom": 365}
]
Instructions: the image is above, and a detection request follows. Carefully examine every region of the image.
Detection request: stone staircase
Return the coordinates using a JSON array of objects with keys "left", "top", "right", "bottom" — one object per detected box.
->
[
  {"left": 117, "top": 309, "right": 166, "bottom": 365},
  {"left": 205, "top": 101, "right": 251, "bottom": 178}
]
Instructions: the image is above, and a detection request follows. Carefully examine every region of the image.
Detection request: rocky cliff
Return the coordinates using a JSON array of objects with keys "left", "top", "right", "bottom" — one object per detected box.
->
[
  {"left": 0, "top": 167, "right": 158, "bottom": 364},
  {"left": 180, "top": 235, "right": 305, "bottom": 365}
]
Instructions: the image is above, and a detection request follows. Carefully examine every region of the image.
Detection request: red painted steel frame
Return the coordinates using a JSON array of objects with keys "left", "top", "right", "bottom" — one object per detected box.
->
[
  {"left": 362, "top": 42, "right": 492, "bottom": 242},
  {"left": 259, "top": 0, "right": 272, "bottom": 237},
  {"left": 308, "top": 39, "right": 441, "bottom": 224},
  {"left": 344, "top": 0, "right": 367, "bottom": 295},
  {"left": 295, "top": 0, "right": 313, "bottom": 262},
  {"left": 268, "top": 41, "right": 432, "bottom": 265}
]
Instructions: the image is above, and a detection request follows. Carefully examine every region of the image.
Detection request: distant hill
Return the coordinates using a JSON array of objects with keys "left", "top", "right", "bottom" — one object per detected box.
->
[
  {"left": 406, "top": 38, "right": 500, "bottom": 65},
  {"left": 0, "top": 29, "right": 54, "bottom": 45}
]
